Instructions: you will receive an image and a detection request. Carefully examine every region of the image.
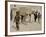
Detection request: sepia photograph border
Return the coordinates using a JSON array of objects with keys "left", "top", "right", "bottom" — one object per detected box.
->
[{"left": 5, "top": 1, "right": 45, "bottom": 36}]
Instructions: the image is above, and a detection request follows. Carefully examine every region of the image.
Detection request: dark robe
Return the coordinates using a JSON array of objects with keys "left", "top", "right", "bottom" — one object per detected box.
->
[
  {"left": 14, "top": 15, "right": 20, "bottom": 30},
  {"left": 34, "top": 12, "right": 37, "bottom": 22}
]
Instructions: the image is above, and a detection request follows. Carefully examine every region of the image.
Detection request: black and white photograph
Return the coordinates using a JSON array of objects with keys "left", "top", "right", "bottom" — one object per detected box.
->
[
  {"left": 7, "top": 1, "right": 45, "bottom": 35},
  {"left": 10, "top": 4, "right": 42, "bottom": 32}
]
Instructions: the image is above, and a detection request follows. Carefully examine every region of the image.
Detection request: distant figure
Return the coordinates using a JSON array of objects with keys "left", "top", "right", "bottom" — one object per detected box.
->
[
  {"left": 34, "top": 11, "right": 38, "bottom": 22},
  {"left": 23, "top": 14, "right": 26, "bottom": 22},
  {"left": 25, "top": 14, "right": 30, "bottom": 23},
  {"left": 14, "top": 11, "right": 20, "bottom": 30},
  {"left": 21, "top": 15, "right": 24, "bottom": 23},
  {"left": 31, "top": 13, "right": 34, "bottom": 22},
  {"left": 10, "top": 9, "right": 12, "bottom": 21},
  {"left": 38, "top": 12, "right": 41, "bottom": 24},
  {"left": 29, "top": 14, "right": 31, "bottom": 22}
]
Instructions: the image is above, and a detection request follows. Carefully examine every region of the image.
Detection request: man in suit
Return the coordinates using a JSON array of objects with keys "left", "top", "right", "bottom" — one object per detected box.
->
[
  {"left": 14, "top": 11, "right": 20, "bottom": 30},
  {"left": 34, "top": 11, "right": 38, "bottom": 22}
]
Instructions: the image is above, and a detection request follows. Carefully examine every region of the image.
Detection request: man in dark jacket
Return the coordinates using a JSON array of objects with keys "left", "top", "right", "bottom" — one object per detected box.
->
[
  {"left": 34, "top": 12, "right": 38, "bottom": 22},
  {"left": 14, "top": 11, "right": 20, "bottom": 30}
]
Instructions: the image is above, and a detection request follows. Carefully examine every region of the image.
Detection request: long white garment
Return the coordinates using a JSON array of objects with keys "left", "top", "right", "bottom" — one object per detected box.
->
[
  {"left": 31, "top": 14, "right": 34, "bottom": 22},
  {"left": 19, "top": 16, "right": 21, "bottom": 24},
  {"left": 25, "top": 15, "right": 30, "bottom": 22}
]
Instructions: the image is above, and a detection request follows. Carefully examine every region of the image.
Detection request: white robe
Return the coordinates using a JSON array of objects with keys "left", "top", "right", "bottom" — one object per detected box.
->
[
  {"left": 31, "top": 14, "right": 34, "bottom": 22},
  {"left": 25, "top": 15, "right": 30, "bottom": 22}
]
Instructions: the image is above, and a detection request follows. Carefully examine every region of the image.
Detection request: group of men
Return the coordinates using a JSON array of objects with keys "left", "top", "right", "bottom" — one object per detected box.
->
[
  {"left": 11, "top": 10, "right": 41, "bottom": 31},
  {"left": 34, "top": 11, "right": 41, "bottom": 22}
]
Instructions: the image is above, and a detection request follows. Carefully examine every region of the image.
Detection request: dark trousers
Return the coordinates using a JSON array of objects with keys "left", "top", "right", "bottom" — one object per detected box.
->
[
  {"left": 16, "top": 22, "right": 19, "bottom": 30},
  {"left": 34, "top": 17, "right": 37, "bottom": 22},
  {"left": 21, "top": 16, "right": 24, "bottom": 22}
]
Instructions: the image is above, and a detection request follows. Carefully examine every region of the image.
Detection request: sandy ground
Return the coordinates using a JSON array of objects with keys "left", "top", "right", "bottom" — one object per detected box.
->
[{"left": 10, "top": 17, "right": 42, "bottom": 32}]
